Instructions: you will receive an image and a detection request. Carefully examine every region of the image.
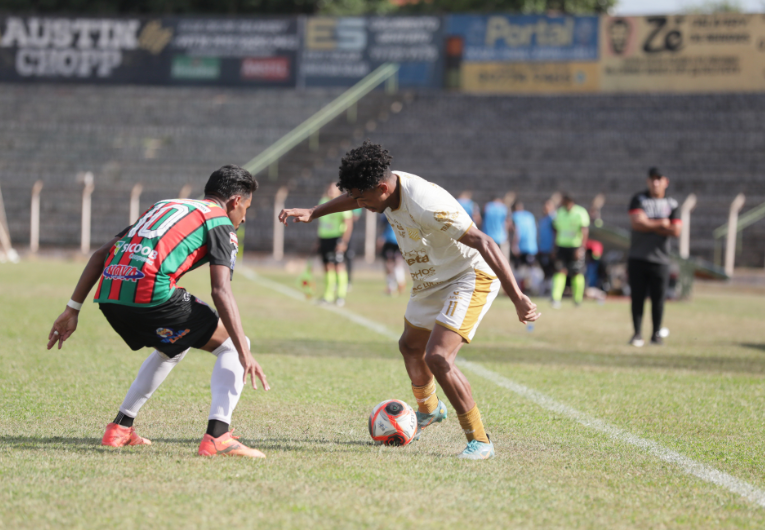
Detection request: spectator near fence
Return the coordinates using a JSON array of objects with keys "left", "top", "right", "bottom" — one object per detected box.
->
[
  {"left": 483, "top": 196, "right": 510, "bottom": 259},
  {"left": 317, "top": 183, "right": 353, "bottom": 307},
  {"left": 457, "top": 190, "right": 482, "bottom": 229},
  {"left": 627, "top": 168, "right": 681, "bottom": 347},
  {"left": 537, "top": 199, "right": 557, "bottom": 295},
  {"left": 551, "top": 194, "right": 590, "bottom": 308},
  {"left": 510, "top": 201, "right": 537, "bottom": 270}
]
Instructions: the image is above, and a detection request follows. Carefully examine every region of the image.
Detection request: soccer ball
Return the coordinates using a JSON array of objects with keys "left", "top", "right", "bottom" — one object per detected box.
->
[{"left": 368, "top": 399, "right": 418, "bottom": 446}]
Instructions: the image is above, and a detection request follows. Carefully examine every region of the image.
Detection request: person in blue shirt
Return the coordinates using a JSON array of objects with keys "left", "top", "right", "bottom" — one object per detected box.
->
[
  {"left": 457, "top": 191, "right": 482, "bottom": 229},
  {"left": 377, "top": 215, "right": 406, "bottom": 296},
  {"left": 537, "top": 199, "right": 557, "bottom": 293},
  {"left": 483, "top": 197, "right": 510, "bottom": 259},
  {"left": 510, "top": 201, "right": 537, "bottom": 269}
]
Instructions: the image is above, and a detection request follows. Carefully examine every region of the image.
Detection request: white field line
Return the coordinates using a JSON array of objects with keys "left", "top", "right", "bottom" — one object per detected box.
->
[{"left": 241, "top": 267, "right": 765, "bottom": 509}]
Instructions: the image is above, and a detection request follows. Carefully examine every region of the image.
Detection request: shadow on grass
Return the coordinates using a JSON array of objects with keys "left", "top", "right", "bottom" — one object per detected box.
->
[
  {"left": 0, "top": 436, "right": 111, "bottom": 452},
  {"left": 464, "top": 346, "right": 765, "bottom": 375},
  {"left": 740, "top": 343, "right": 765, "bottom": 353},
  {"left": 0, "top": 435, "right": 378, "bottom": 454},
  {"left": 256, "top": 338, "right": 765, "bottom": 375},
  {"left": 254, "top": 339, "right": 399, "bottom": 360}
]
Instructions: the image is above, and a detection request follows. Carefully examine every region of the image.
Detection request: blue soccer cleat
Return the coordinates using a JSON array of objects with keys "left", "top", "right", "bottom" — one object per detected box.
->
[
  {"left": 412, "top": 399, "right": 448, "bottom": 441},
  {"left": 458, "top": 437, "right": 495, "bottom": 460}
]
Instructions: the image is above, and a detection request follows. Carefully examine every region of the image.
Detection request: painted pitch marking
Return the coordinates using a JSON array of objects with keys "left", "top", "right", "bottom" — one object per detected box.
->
[{"left": 242, "top": 267, "right": 765, "bottom": 508}]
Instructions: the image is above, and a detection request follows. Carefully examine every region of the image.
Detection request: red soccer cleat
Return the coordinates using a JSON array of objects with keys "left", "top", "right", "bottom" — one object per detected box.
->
[
  {"left": 101, "top": 422, "right": 152, "bottom": 447},
  {"left": 198, "top": 430, "right": 265, "bottom": 458}
]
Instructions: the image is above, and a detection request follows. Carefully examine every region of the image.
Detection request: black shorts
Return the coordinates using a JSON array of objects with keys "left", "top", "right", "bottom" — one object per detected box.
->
[
  {"left": 99, "top": 288, "right": 219, "bottom": 358},
  {"left": 381, "top": 242, "right": 400, "bottom": 260},
  {"left": 319, "top": 237, "right": 345, "bottom": 265},
  {"left": 511, "top": 252, "right": 536, "bottom": 269},
  {"left": 554, "top": 246, "right": 585, "bottom": 275},
  {"left": 537, "top": 252, "right": 555, "bottom": 278}
]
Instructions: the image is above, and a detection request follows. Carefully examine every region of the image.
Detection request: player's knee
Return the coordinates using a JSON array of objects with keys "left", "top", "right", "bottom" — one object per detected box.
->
[
  {"left": 424, "top": 350, "right": 451, "bottom": 375},
  {"left": 398, "top": 336, "right": 422, "bottom": 358}
]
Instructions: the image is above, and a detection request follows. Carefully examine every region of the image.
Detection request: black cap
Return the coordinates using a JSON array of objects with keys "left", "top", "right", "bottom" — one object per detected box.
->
[{"left": 648, "top": 167, "right": 662, "bottom": 178}]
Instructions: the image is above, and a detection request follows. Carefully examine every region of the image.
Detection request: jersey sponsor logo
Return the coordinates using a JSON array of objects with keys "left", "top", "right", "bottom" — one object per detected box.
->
[
  {"left": 638, "top": 195, "right": 677, "bottom": 219},
  {"left": 115, "top": 241, "right": 159, "bottom": 262},
  {"left": 229, "top": 249, "right": 237, "bottom": 271},
  {"left": 103, "top": 264, "right": 145, "bottom": 282},
  {"left": 402, "top": 249, "right": 430, "bottom": 266},
  {"left": 155, "top": 327, "right": 191, "bottom": 344},
  {"left": 229, "top": 231, "right": 239, "bottom": 247},
  {"left": 410, "top": 267, "right": 436, "bottom": 281},
  {"left": 412, "top": 279, "right": 446, "bottom": 293}
]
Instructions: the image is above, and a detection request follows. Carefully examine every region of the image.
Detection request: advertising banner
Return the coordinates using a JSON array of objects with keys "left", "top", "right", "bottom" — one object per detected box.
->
[
  {"left": 300, "top": 16, "right": 444, "bottom": 88},
  {"left": 461, "top": 62, "right": 599, "bottom": 93},
  {"left": 169, "top": 17, "right": 299, "bottom": 86},
  {"left": 600, "top": 14, "right": 765, "bottom": 92},
  {"left": 0, "top": 15, "right": 299, "bottom": 86},
  {"left": 447, "top": 14, "right": 599, "bottom": 63}
]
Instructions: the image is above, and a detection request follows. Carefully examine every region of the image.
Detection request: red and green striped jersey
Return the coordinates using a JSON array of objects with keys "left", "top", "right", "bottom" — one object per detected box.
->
[{"left": 94, "top": 198, "right": 238, "bottom": 307}]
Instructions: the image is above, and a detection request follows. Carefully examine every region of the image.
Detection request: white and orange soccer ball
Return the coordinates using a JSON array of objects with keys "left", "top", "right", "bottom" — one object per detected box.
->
[{"left": 368, "top": 399, "right": 418, "bottom": 446}]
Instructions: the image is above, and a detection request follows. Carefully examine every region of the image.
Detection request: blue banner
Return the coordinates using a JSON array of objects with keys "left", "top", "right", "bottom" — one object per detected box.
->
[
  {"left": 447, "top": 14, "right": 599, "bottom": 63},
  {"left": 300, "top": 16, "right": 444, "bottom": 88}
]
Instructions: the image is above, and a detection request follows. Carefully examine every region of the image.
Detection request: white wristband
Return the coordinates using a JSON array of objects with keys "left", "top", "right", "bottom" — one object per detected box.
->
[{"left": 67, "top": 299, "right": 83, "bottom": 311}]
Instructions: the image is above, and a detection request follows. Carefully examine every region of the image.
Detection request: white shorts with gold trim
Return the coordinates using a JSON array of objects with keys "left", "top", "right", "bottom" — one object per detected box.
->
[{"left": 404, "top": 269, "right": 500, "bottom": 343}]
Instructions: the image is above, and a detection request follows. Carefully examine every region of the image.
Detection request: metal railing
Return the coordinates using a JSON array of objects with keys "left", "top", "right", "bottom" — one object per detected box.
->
[
  {"left": 713, "top": 196, "right": 765, "bottom": 269},
  {"left": 242, "top": 63, "right": 400, "bottom": 181}
]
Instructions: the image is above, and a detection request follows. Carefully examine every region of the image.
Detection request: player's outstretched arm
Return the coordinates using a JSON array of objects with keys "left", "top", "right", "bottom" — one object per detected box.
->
[
  {"left": 209, "top": 265, "right": 270, "bottom": 391},
  {"left": 278, "top": 192, "right": 358, "bottom": 226},
  {"left": 459, "top": 226, "right": 541, "bottom": 325},
  {"left": 47, "top": 235, "right": 121, "bottom": 350}
]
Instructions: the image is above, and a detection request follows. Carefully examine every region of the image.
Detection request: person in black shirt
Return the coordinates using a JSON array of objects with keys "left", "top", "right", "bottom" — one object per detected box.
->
[{"left": 627, "top": 168, "right": 681, "bottom": 346}]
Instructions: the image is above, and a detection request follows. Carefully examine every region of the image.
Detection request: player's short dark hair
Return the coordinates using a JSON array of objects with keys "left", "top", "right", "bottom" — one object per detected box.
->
[
  {"left": 562, "top": 193, "right": 575, "bottom": 204},
  {"left": 648, "top": 167, "right": 663, "bottom": 178},
  {"left": 337, "top": 141, "right": 392, "bottom": 193},
  {"left": 204, "top": 165, "right": 258, "bottom": 200}
]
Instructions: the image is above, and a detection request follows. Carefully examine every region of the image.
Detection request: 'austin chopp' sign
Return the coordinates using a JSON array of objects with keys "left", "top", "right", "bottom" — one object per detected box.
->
[{"left": 0, "top": 17, "right": 146, "bottom": 79}]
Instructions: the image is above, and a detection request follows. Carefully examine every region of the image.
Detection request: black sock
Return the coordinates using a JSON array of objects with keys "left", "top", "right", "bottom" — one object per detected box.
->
[
  {"left": 114, "top": 412, "right": 134, "bottom": 428},
  {"left": 206, "top": 420, "right": 229, "bottom": 438}
]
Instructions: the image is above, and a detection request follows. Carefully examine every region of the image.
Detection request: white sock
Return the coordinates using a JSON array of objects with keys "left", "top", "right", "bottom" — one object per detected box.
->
[
  {"left": 386, "top": 274, "right": 397, "bottom": 293},
  {"left": 394, "top": 262, "right": 406, "bottom": 287},
  {"left": 208, "top": 337, "right": 247, "bottom": 424},
  {"left": 119, "top": 349, "right": 188, "bottom": 418}
]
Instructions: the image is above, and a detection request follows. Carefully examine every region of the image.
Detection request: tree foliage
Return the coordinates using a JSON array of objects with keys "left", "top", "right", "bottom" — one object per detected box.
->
[{"left": 0, "top": 0, "right": 616, "bottom": 15}]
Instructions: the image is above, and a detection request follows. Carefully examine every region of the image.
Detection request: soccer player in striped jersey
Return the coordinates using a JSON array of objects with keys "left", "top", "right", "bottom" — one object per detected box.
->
[
  {"left": 280, "top": 142, "right": 541, "bottom": 460},
  {"left": 47, "top": 165, "right": 269, "bottom": 458}
]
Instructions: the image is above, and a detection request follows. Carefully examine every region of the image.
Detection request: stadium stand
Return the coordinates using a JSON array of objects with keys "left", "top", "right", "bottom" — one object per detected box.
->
[
  {"left": 0, "top": 84, "right": 397, "bottom": 252},
  {"left": 2, "top": 85, "right": 764, "bottom": 266},
  {"left": 303, "top": 92, "right": 765, "bottom": 267}
]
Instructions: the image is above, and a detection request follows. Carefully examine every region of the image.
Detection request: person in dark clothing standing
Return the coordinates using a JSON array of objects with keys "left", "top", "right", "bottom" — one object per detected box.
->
[{"left": 627, "top": 168, "right": 681, "bottom": 346}]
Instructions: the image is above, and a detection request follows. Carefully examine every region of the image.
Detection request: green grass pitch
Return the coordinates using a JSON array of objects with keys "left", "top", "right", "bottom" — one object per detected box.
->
[{"left": 1, "top": 260, "right": 765, "bottom": 529}]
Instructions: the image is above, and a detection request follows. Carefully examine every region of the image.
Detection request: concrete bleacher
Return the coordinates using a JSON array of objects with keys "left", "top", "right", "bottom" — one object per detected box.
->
[
  {"left": 2, "top": 85, "right": 764, "bottom": 267},
  {"left": 302, "top": 92, "right": 765, "bottom": 267},
  {"left": 0, "top": 84, "right": 349, "bottom": 248}
]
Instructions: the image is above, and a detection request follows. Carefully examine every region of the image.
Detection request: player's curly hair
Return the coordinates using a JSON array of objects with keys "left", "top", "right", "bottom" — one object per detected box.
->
[{"left": 337, "top": 141, "right": 392, "bottom": 192}]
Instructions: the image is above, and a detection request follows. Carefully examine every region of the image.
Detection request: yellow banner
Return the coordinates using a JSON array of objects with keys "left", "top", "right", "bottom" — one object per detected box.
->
[
  {"left": 600, "top": 14, "right": 765, "bottom": 92},
  {"left": 461, "top": 62, "right": 599, "bottom": 93}
]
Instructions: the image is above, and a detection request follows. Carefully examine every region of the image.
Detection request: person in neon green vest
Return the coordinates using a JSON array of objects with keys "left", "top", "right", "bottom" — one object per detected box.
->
[
  {"left": 551, "top": 194, "right": 590, "bottom": 308},
  {"left": 317, "top": 183, "right": 353, "bottom": 306}
]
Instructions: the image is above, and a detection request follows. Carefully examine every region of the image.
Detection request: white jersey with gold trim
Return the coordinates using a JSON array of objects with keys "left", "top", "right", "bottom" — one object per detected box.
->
[{"left": 384, "top": 172, "right": 494, "bottom": 299}]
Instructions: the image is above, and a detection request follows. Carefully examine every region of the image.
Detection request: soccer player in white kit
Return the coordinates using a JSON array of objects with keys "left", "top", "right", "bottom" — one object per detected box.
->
[{"left": 279, "top": 142, "right": 540, "bottom": 459}]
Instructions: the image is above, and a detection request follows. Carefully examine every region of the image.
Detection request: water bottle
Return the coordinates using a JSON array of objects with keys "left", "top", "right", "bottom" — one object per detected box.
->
[{"left": 526, "top": 322, "right": 534, "bottom": 333}]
